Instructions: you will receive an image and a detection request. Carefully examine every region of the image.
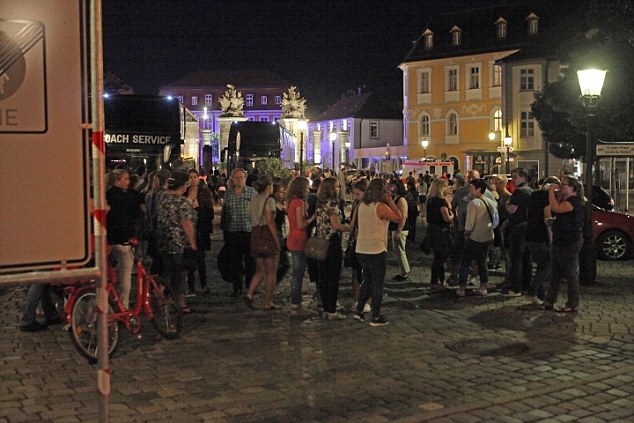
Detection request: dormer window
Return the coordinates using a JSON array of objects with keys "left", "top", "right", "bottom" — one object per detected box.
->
[
  {"left": 496, "top": 17, "right": 508, "bottom": 40},
  {"left": 423, "top": 29, "right": 434, "bottom": 50},
  {"left": 450, "top": 25, "right": 462, "bottom": 46},
  {"left": 526, "top": 12, "right": 539, "bottom": 36}
]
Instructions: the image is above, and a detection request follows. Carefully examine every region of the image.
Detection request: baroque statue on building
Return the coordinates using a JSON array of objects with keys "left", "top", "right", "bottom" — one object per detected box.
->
[
  {"left": 218, "top": 84, "right": 245, "bottom": 117},
  {"left": 280, "top": 86, "right": 307, "bottom": 119}
]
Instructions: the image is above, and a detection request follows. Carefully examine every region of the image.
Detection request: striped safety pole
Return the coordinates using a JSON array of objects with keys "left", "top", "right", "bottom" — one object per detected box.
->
[{"left": 90, "top": 0, "right": 110, "bottom": 421}]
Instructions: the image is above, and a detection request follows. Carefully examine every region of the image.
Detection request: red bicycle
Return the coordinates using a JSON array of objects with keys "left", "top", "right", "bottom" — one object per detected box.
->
[{"left": 66, "top": 238, "right": 181, "bottom": 360}]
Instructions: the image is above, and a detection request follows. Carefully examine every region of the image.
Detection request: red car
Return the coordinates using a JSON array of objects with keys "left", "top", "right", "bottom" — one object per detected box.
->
[{"left": 593, "top": 206, "right": 634, "bottom": 260}]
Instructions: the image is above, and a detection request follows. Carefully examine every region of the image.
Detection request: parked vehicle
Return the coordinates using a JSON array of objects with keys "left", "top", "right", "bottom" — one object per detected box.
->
[
  {"left": 592, "top": 185, "right": 615, "bottom": 211},
  {"left": 592, "top": 206, "right": 634, "bottom": 260}
]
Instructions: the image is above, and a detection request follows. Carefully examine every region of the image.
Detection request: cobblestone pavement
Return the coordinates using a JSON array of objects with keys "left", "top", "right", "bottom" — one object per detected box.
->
[{"left": 1, "top": 221, "right": 634, "bottom": 422}]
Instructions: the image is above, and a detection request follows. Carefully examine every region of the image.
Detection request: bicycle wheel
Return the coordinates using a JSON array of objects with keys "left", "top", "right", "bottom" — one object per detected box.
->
[
  {"left": 69, "top": 289, "right": 119, "bottom": 361},
  {"left": 148, "top": 280, "right": 181, "bottom": 339}
]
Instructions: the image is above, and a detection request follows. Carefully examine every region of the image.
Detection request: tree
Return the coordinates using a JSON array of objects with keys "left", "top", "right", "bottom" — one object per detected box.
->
[
  {"left": 532, "top": 0, "right": 634, "bottom": 160},
  {"left": 255, "top": 158, "right": 292, "bottom": 185}
]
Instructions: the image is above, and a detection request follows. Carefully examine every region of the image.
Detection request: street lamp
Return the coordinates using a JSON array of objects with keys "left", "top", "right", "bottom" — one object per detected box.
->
[
  {"left": 385, "top": 142, "right": 391, "bottom": 173},
  {"left": 421, "top": 139, "right": 429, "bottom": 159},
  {"left": 504, "top": 133, "right": 512, "bottom": 174},
  {"left": 488, "top": 130, "right": 495, "bottom": 142},
  {"left": 577, "top": 68, "right": 607, "bottom": 286},
  {"left": 297, "top": 119, "right": 307, "bottom": 173},
  {"left": 329, "top": 131, "right": 337, "bottom": 171}
]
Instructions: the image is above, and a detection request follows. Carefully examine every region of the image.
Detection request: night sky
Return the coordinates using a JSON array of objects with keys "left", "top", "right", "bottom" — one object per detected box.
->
[{"left": 103, "top": 0, "right": 509, "bottom": 114}]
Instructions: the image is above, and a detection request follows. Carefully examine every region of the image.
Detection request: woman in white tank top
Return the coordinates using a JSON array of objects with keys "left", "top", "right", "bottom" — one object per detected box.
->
[{"left": 353, "top": 178, "right": 402, "bottom": 326}]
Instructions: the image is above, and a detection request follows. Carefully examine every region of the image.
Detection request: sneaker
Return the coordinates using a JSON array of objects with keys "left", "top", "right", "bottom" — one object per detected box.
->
[
  {"left": 184, "top": 290, "right": 196, "bottom": 297},
  {"left": 456, "top": 287, "right": 466, "bottom": 297},
  {"left": 352, "top": 312, "right": 365, "bottom": 322},
  {"left": 324, "top": 311, "right": 346, "bottom": 320},
  {"left": 336, "top": 302, "right": 346, "bottom": 313},
  {"left": 528, "top": 296, "right": 544, "bottom": 305},
  {"left": 370, "top": 315, "right": 389, "bottom": 326},
  {"left": 475, "top": 287, "right": 488, "bottom": 296},
  {"left": 19, "top": 321, "right": 47, "bottom": 332},
  {"left": 392, "top": 274, "right": 408, "bottom": 281},
  {"left": 505, "top": 290, "right": 522, "bottom": 297}
]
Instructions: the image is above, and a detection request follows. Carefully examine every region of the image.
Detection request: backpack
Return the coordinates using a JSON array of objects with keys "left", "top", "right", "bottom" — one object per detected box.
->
[{"left": 479, "top": 198, "right": 499, "bottom": 229}]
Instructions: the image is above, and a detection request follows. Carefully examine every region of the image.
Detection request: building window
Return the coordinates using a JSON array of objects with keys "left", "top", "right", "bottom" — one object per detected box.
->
[
  {"left": 342, "top": 119, "right": 348, "bottom": 131},
  {"left": 191, "top": 96, "right": 198, "bottom": 106},
  {"left": 261, "top": 96, "right": 268, "bottom": 105},
  {"left": 419, "top": 114, "right": 430, "bottom": 137},
  {"left": 520, "top": 69, "right": 534, "bottom": 90},
  {"left": 493, "top": 109, "right": 503, "bottom": 132},
  {"left": 177, "top": 96, "right": 184, "bottom": 104},
  {"left": 420, "top": 70, "right": 431, "bottom": 94},
  {"left": 423, "top": 29, "right": 434, "bottom": 50},
  {"left": 447, "top": 113, "right": 458, "bottom": 135},
  {"left": 468, "top": 66, "right": 480, "bottom": 89},
  {"left": 260, "top": 117, "right": 269, "bottom": 122},
  {"left": 451, "top": 26, "right": 462, "bottom": 46},
  {"left": 492, "top": 64, "right": 502, "bottom": 86},
  {"left": 496, "top": 18, "right": 507, "bottom": 40},
  {"left": 369, "top": 121, "right": 379, "bottom": 138},
  {"left": 205, "top": 94, "right": 213, "bottom": 106},
  {"left": 521, "top": 111, "right": 535, "bottom": 137},
  {"left": 246, "top": 94, "right": 254, "bottom": 107},
  {"left": 274, "top": 95, "right": 281, "bottom": 105},
  {"left": 527, "top": 13, "right": 539, "bottom": 36},
  {"left": 447, "top": 68, "right": 458, "bottom": 91}
]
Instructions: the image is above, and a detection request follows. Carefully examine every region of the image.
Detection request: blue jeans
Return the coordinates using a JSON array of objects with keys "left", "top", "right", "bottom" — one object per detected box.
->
[
  {"left": 19, "top": 284, "right": 59, "bottom": 327},
  {"left": 526, "top": 241, "right": 551, "bottom": 298},
  {"left": 356, "top": 251, "right": 387, "bottom": 319},
  {"left": 289, "top": 250, "right": 307, "bottom": 305}
]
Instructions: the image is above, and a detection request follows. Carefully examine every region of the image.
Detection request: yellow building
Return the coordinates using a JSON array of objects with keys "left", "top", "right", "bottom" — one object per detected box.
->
[{"left": 400, "top": 2, "right": 582, "bottom": 177}]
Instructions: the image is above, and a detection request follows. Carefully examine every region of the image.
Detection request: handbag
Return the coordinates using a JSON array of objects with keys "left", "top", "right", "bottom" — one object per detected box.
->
[
  {"left": 343, "top": 240, "right": 359, "bottom": 267},
  {"left": 305, "top": 235, "right": 329, "bottom": 261},
  {"left": 250, "top": 199, "right": 279, "bottom": 256}
]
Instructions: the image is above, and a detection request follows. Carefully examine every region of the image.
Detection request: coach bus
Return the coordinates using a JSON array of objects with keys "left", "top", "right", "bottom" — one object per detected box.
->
[{"left": 103, "top": 94, "right": 199, "bottom": 171}]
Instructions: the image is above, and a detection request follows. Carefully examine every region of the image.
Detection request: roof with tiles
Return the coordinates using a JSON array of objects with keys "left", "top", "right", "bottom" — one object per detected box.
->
[
  {"left": 402, "top": 0, "right": 588, "bottom": 63},
  {"left": 161, "top": 70, "right": 292, "bottom": 89},
  {"left": 315, "top": 92, "right": 402, "bottom": 121}
]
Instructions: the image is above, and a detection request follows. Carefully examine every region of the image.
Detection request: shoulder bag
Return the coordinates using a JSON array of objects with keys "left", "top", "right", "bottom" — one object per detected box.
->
[{"left": 250, "top": 198, "right": 279, "bottom": 256}]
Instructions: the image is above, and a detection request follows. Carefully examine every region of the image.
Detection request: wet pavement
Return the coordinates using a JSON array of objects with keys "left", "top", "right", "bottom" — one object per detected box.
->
[{"left": 1, "top": 221, "right": 634, "bottom": 422}]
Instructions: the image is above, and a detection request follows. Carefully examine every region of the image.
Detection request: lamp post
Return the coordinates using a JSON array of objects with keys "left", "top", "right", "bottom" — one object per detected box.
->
[
  {"left": 421, "top": 139, "right": 429, "bottom": 159},
  {"left": 577, "top": 68, "right": 607, "bottom": 286},
  {"left": 504, "top": 133, "right": 512, "bottom": 174},
  {"left": 344, "top": 141, "right": 351, "bottom": 165},
  {"left": 329, "top": 131, "right": 337, "bottom": 171},
  {"left": 297, "top": 119, "right": 307, "bottom": 173}
]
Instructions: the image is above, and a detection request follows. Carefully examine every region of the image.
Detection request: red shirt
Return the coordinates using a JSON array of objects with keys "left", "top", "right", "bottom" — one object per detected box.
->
[{"left": 286, "top": 198, "right": 308, "bottom": 251}]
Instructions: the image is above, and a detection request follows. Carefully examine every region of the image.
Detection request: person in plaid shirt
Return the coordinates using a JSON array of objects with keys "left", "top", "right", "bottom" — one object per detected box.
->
[{"left": 220, "top": 168, "right": 257, "bottom": 295}]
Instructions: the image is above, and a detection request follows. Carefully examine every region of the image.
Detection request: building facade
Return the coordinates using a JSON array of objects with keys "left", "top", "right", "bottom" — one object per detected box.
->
[
  {"left": 400, "top": 1, "right": 583, "bottom": 178},
  {"left": 159, "top": 70, "right": 294, "bottom": 167},
  {"left": 307, "top": 92, "right": 403, "bottom": 172}
]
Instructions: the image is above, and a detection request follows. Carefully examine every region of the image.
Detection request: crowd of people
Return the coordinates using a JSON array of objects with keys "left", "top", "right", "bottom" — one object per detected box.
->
[{"left": 18, "top": 163, "right": 586, "bottom": 332}]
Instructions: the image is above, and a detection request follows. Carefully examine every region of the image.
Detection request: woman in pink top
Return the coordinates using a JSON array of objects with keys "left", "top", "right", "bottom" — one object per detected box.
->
[
  {"left": 353, "top": 178, "right": 402, "bottom": 326},
  {"left": 286, "top": 177, "right": 316, "bottom": 314}
]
